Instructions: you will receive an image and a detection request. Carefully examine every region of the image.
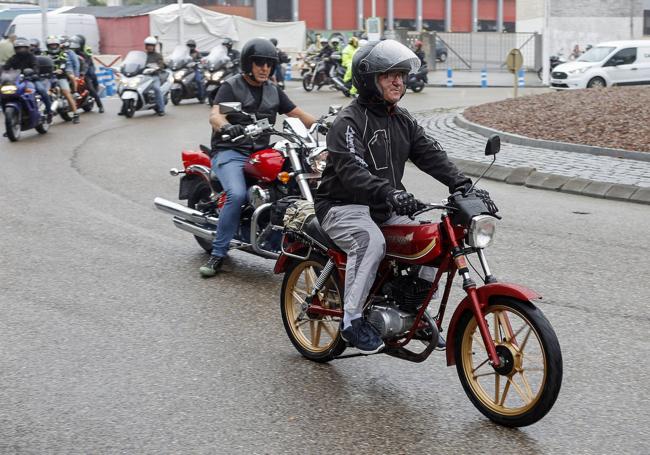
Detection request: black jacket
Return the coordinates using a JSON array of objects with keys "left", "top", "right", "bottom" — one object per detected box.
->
[
  {"left": 145, "top": 51, "right": 165, "bottom": 69},
  {"left": 315, "top": 98, "right": 470, "bottom": 223},
  {"left": 3, "top": 52, "right": 38, "bottom": 72}
]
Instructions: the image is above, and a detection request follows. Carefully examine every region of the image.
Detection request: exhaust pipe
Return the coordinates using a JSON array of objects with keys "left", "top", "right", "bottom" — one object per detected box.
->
[
  {"left": 172, "top": 217, "right": 215, "bottom": 240},
  {"left": 154, "top": 197, "right": 216, "bottom": 225}
]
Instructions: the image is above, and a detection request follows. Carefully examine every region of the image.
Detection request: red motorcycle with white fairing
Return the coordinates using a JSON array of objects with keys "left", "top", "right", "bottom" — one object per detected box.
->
[
  {"left": 275, "top": 135, "right": 563, "bottom": 427},
  {"left": 154, "top": 102, "right": 338, "bottom": 259}
]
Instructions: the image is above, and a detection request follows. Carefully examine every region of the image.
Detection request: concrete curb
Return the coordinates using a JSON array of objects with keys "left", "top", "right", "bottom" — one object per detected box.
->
[
  {"left": 454, "top": 113, "right": 650, "bottom": 162},
  {"left": 450, "top": 158, "right": 650, "bottom": 205}
]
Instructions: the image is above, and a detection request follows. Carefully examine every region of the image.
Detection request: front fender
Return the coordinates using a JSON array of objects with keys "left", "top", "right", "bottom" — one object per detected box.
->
[
  {"left": 120, "top": 91, "right": 138, "bottom": 101},
  {"left": 445, "top": 283, "right": 542, "bottom": 366}
]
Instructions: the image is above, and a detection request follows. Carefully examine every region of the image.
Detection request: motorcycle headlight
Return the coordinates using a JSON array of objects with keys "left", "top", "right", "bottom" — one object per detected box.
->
[
  {"left": 212, "top": 71, "right": 224, "bottom": 81},
  {"left": 174, "top": 70, "right": 186, "bottom": 81},
  {"left": 1, "top": 85, "right": 17, "bottom": 95},
  {"left": 468, "top": 215, "right": 497, "bottom": 249},
  {"left": 126, "top": 76, "right": 143, "bottom": 88},
  {"left": 307, "top": 147, "right": 329, "bottom": 174}
]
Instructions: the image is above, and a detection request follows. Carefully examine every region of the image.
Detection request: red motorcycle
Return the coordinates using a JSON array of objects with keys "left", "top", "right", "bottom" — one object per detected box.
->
[
  {"left": 154, "top": 102, "right": 339, "bottom": 259},
  {"left": 275, "top": 136, "right": 562, "bottom": 427}
]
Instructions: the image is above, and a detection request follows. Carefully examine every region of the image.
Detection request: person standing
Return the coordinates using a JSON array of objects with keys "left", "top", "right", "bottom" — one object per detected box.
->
[{"left": 0, "top": 34, "right": 16, "bottom": 65}]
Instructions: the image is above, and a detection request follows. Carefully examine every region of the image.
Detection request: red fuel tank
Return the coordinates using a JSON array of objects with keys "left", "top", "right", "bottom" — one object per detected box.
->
[
  {"left": 382, "top": 222, "right": 444, "bottom": 265},
  {"left": 244, "top": 148, "right": 285, "bottom": 182}
]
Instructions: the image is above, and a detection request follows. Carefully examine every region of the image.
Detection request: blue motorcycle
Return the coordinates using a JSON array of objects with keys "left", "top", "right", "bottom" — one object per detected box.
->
[{"left": 1, "top": 69, "right": 50, "bottom": 142}]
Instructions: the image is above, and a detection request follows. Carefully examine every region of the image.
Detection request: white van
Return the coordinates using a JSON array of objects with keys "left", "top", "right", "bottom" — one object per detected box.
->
[
  {"left": 550, "top": 40, "right": 650, "bottom": 89},
  {"left": 5, "top": 13, "right": 99, "bottom": 53}
]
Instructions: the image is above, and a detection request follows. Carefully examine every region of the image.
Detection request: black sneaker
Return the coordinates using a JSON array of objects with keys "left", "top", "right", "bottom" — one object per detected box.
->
[
  {"left": 340, "top": 318, "right": 384, "bottom": 354},
  {"left": 72, "top": 114, "right": 80, "bottom": 124},
  {"left": 98, "top": 106, "right": 105, "bottom": 114},
  {"left": 199, "top": 255, "right": 224, "bottom": 277}
]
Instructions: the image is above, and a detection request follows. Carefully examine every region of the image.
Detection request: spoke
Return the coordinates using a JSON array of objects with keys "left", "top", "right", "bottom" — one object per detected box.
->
[
  {"left": 472, "top": 357, "right": 491, "bottom": 373},
  {"left": 472, "top": 332, "right": 488, "bottom": 354},
  {"left": 498, "top": 312, "right": 516, "bottom": 344},
  {"left": 312, "top": 322, "right": 322, "bottom": 347},
  {"left": 518, "top": 327, "right": 533, "bottom": 355},
  {"left": 523, "top": 367, "right": 545, "bottom": 372},
  {"left": 309, "top": 321, "right": 316, "bottom": 343},
  {"left": 499, "top": 378, "right": 511, "bottom": 406},
  {"left": 292, "top": 290, "right": 307, "bottom": 306},
  {"left": 508, "top": 376, "right": 531, "bottom": 404},
  {"left": 305, "top": 267, "right": 318, "bottom": 292},
  {"left": 495, "top": 373, "right": 500, "bottom": 403},
  {"left": 322, "top": 323, "right": 337, "bottom": 339},
  {"left": 518, "top": 371, "right": 536, "bottom": 401},
  {"left": 474, "top": 371, "right": 497, "bottom": 379}
]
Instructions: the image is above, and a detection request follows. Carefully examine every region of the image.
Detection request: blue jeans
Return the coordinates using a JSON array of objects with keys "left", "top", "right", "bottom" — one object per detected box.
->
[
  {"left": 150, "top": 76, "right": 165, "bottom": 113},
  {"left": 194, "top": 67, "right": 205, "bottom": 99},
  {"left": 211, "top": 150, "right": 248, "bottom": 257},
  {"left": 34, "top": 80, "right": 52, "bottom": 113}
]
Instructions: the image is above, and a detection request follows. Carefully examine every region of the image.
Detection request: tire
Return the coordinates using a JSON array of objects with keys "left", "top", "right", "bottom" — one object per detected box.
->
[
  {"left": 123, "top": 99, "right": 135, "bottom": 118},
  {"left": 438, "top": 52, "right": 447, "bottom": 63},
  {"left": 454, "top": 297, "right": 562, "bottom": 427},
  {"left": 411, "top": 81, "right": 425, "bottom": 93},
  {"left": 171, "top": 90, "right": 182, "bottom": 106},
  {"left": 4, "top": 106, "right": 21, "bottom": 142},
  {"left": 58, "top": 105, "right": 72, "bottom": 122},
  {"left": 302, "top": 74, "right": 314, "bottom": 92},
  {"left": 187, "top": 181, "right": 214, "bottom": 254},
  {"left": 587, "top": 77, "right": 606, "bottom": 89},
  {"left": 280, "top": 255, "right": 347, "bottom": 363},
  {"left": 82, "top": 98, "right": 95, "bottom": 112},
  {"left": 35, "top": 98, "right": 50, "bottom": 134}
]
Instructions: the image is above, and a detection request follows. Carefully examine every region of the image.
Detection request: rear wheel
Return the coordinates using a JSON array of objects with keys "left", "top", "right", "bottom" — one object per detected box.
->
[
  {"left": 188, "top": 181, "right": 214, "bottom": 254},
  {"left": 4, "top": 106, "right": 21, "bottom": 142},
  {"left": 411, "top": 81, "right": 425, "bottom": 92},
  {"left": 82, "top": 98, "right": 95, "bottom": 112},
  {"left": 280, "top": 255, "right": 346, "bottom": 362},
  {"left": 302, "top": 74, "right": 314, "bottom": 92},
  {"left": 171, "top": 90, "right": 182, "bottom": 105},
  {"left": 454, "top": 297, "right": 562, "bottom": 427},
  {"left": 587, "top": 77, "right": 606, "bottom": 88},
  {"left": 58, "top": 103, "right": 72, "bottom": 122},
  {"left": 123, "top": 99, "right": 135, "bottom": 118}
]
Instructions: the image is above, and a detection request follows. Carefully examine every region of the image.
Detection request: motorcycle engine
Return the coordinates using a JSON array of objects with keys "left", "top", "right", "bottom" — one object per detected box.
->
[
  {"left": 367, "top": 304, "right": 416, "bottom": 339},
  {"left": 382, "top": 274, "right": 433, "bottom": 312},
  {"left": 248, "top": 185, "right": 270, "bottom": 209}
]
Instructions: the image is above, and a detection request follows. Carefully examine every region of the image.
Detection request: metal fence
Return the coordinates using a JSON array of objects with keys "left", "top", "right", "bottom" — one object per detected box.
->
[{"left": 391, "top": 30, "right": 542, "bottom": 72}]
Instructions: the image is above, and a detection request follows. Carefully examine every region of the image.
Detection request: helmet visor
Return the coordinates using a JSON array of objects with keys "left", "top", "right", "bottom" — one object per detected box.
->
[{"left": 360, "top": 40, "right": 421, "bottom": 75}]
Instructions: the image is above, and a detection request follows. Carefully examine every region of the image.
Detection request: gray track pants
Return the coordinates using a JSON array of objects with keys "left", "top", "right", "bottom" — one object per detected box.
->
[{"left": 320, "top": 204, "right": 415, "bottom": 328}]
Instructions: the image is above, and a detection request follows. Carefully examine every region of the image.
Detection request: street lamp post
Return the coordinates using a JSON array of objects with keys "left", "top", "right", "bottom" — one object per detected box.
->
[
  {"left": 178, "top": 0, "right": 184, "bottom": 46},
  {"left": 40, "top": 0, "right": 48, "bottom": 47}
]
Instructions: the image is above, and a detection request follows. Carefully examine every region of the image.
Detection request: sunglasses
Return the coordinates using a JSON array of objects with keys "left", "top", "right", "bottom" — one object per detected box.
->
[{"left": 252, "top": 58, "right": 275, "bottom": 68}]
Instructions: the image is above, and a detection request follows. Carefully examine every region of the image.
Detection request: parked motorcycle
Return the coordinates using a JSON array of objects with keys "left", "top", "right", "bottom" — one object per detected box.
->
[
  {"left": 203, "top": 46, "right": 238, "bottom": 106},
  {"left": 537, "top": 53, "right": 567, "bottom": 80},
  {"left": 1, "top": 69, "right": 50, "bottom": 141},
  {"left": 153, "top": 102, "right": 340, "bottom": 258},
  {"left": 118, "top": 50, "right": 172, "bottom": 118},
  {"left": 407, "top": 63, "right": 428, "bottom": 92},
  {"left": 274, "top": 135, "right": 562, "bottom": 427},
  {"left": 167, "top": 45, "right": 204, "bottom": 105}
]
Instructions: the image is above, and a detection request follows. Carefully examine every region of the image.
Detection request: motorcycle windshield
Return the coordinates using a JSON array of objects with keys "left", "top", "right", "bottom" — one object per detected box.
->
[
  {"left": 359, "top": 39, "right": 421, "bottom": 75},
  {"left": 0, "top": 70, "right": 19, "bottom": 85},
  {"left": 167, "top": 45, "right": 192, "bottom": 69},
  {"left": 122, "top": 51, "right": 147, "bottom": 77},
  {"left": 205, "top": 46, "right": 230, "bottom": 69}
]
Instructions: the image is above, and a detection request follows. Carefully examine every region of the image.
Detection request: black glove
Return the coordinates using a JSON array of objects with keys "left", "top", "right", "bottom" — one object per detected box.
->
[
  {"left": 387, "top": 190, "right": 420, "bottom": 216},
  {"left": 452, "top": 181, "right": 474, "bottom": 195},
  {"left": 221, "top": 123, "right": 245, "bottom": 140}
]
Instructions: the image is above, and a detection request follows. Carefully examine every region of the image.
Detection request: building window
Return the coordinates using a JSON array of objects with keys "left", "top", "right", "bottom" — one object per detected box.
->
[
  {"left": 394, "top": 19, "right": 416, "bottom": 30},
  {"left": 214, "top": 0, "right": 253, "bottom": 5},
  {"left": 268, "top": 0, "right": 292, "bottom": 21},
  {"left": 423, "top": 20, "right": 445, "bottom": 32}
]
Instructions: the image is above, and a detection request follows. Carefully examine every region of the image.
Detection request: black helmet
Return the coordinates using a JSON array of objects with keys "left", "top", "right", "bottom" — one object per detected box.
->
[
  {"left": 75, "top": 34, "right": 86, "bottom": 49},
  {"left": 186, "top": 39, "right": 196, "bottom": 48},
  {"left": 269, "top": 38, "right": 278, "bottom": 47},
  {"left": 241, "top": 37, "right": 278, "bottom": 75},
  {"left": 13, "top": 37, "right": 30, "bottom": 51},
  {"left": 222, "top": 37, "right": 233, "bottom": 50},
  {"left": 352, "top": 39, "right": 420, "bottom": 101}
]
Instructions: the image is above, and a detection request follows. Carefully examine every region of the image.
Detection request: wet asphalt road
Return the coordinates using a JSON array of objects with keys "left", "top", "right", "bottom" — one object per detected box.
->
[{"left": 1, "top": 83, "right": 649, "bottom": 454}]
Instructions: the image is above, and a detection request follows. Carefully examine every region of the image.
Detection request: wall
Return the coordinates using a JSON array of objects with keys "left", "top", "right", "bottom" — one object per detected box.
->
[
  {"left": 423, "top": 0, "right": 445, "bottom": 20},
  {"left": 203, "top": 5, "right": 255, "bottom": 19},
  {"left": 551, "top": 0, "right": 644, "bottom": 17},
  {"left": 452, "top": 0, "right": 472, "bottom": 32},
  {"left": 550, "top": 16, "right": 647, "bottom": 56},
  {"left": 516, "top": 0, "right": 543, "bottom": 22},
  {"left": 300, "top": 0, "right": 325, "bottom": 29},
  {"left": 333, "top": 0, "right": 356, "bottom": 29},
  {"left": 97, "top": 16, "right": 150, "bottom": 56}
]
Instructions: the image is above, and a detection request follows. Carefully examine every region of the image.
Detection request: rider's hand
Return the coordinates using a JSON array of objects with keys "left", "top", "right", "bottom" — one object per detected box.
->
[
  {"left": 387, "top": 190, "right": 420, "bottom": 216},
  {"left": 222, "top": 123, "right": 245, "bottom": 139},
  {"left": 452, "top": 181, "right": 473, "bottom": 195}
]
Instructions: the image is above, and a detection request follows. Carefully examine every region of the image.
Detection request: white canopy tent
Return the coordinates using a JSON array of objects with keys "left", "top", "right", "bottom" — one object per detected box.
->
[{"left": 149, "top": 4, "right": 306, "bottom": 54}]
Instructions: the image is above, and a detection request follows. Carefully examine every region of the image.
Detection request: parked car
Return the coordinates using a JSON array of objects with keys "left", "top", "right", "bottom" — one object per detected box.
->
[
  {"left": 550, "top": 40, "right": 650, "bottom": 90},
  {"left": 435, "top": 39, "right": 448, "bottom": 62}
]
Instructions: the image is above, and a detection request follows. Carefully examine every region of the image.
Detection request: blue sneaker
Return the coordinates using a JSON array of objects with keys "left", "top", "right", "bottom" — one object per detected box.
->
[{"left": 340, "top": 318, "right": 385, "bottom": 354}]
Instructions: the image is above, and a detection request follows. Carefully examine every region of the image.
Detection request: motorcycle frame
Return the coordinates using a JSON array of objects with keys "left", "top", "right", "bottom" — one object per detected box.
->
[{"left": 277, "top": 212, "right": 542, "bottom": 367}]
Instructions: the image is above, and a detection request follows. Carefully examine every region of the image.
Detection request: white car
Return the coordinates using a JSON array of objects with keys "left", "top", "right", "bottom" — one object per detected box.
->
[{"left": 550, "top": 40, "right": 650, "bottom": 90}]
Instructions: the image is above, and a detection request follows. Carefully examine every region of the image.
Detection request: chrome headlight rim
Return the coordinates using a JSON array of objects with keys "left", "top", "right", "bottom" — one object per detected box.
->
[
  {"left": 468, "top": 214, "right": 497, "bottom": 249},
  {"left": 306, "top": 146, "right": 329, "bottom": 174}
]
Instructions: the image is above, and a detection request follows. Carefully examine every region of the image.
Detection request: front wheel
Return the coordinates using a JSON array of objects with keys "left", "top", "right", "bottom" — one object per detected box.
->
[
  {"left": 122, "top": 99, "right": 135, "bottom": 118},
  {"left": 171, "top": 89, "right": 182, "bottom": 105},
  {"left": 411, "top": 81, "right": 425, "bottom": 93},
  {"left": 4, "top": 106, "right": 21, "bottom": 142},
  {"left": 302, "top": 74, "right": 314, "bottom": 92},
  {"left": 280, "top": 255, "right": 347, "bottom": 362},
  {"left": 587, "top": 77, "right": 606, "bottom": 89},
  {"left": 454, "top": 297, "right": 562, "bottom": 427}
]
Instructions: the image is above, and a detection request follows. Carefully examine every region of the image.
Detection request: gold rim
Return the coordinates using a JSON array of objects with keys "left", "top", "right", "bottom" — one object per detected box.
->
[
  {"left": 284, "top": 261, "right": 342, "bottom": 353},
  {"left": 461, "top": 305, "right": 547, "bottom": 416}
]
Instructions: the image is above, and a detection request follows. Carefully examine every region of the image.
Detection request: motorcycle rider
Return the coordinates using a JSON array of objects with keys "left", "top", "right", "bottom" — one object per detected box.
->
[
  {"left": 269, "top": 37, "right": 290, "bottom": 90},
  {"left": 222, "top": 38, "right": 240, "bottom": 69},
  {"left": 316, "top": 37, "right": 339, "bottom": 88},
  {"left": 314, "top": 40, "right": 472, "bottom": 353},
  {"left": 186, "top": 39, "right": 206, "bottom": 102},
  {"left": 3, "top": 37, "right": 52, "bottom": 120},
  {"left": 46, "top": 36, "right": 80, "bottom": 124},
  {"left": 70, "top": 36, "right": 104, "bottom": 113},
  {"left": 341, "top": 36, "right": 359, "bottom": 93},
  {"left": 29, "top": 38, "right": 41, "bottom": 55},
  {"left": 74, "top": 35, "right": 101, "bottom": 106},
  {"left": 143, "top": 36, "right": 166, "bottom": 116},
  {"left": 413, "top": 40, "right": 428, "bottom": 83},
  {"left": 200, "top": 37, "right": 317, "bottom": 277}
]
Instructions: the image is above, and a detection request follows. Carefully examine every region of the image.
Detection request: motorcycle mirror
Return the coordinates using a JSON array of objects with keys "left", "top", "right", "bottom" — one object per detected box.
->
[
  {"left": 485, "top": 134, "right": 501, "bottom": 156},
  {"left": 219, "top": 102, "right": 242, "bottom": 114},
  {"left": 328, "top": 105, "right": 341, "bottom": 115}
]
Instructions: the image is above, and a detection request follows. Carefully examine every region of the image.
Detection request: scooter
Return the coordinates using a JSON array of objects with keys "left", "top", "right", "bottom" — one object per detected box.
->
[
  {"left": 167, "top": 45, "right": 204, "bottom": 105},
  {"left": 203, "top": 46, "right": 238, "bottom": 106},
  {"left": 118, "top": 50, "right": 172, "bottom": 118},
  {"left": 407, "top": 64, "right": 428, "bottom": 92},
  {"left": 1, "top": 69, "right": 50, "bottom": 142}
]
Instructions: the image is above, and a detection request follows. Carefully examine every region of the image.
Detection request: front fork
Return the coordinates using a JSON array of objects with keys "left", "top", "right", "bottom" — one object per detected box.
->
[{"left": 443, "top": 214, "right": 502, "bottom": 367}]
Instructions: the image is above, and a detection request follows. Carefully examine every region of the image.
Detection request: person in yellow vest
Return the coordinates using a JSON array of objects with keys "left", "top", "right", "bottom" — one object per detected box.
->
[{"left": 341, "top": 36, "right": 358, "bottom": 94}]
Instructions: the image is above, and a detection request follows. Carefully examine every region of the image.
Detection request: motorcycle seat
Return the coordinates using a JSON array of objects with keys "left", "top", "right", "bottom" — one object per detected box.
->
[{"left": 303, "top": 216, "right": 343, "bottom": 253}]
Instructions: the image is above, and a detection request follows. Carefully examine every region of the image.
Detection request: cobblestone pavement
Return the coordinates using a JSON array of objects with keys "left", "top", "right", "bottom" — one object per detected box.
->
[{"left": 417, "top": 110, "right": 650, "bottom": 188}]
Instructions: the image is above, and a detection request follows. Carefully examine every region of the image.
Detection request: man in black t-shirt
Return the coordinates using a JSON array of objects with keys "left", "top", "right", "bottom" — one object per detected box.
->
[{"left": 199, "top": 38, "right": 316, "bottom": 277}]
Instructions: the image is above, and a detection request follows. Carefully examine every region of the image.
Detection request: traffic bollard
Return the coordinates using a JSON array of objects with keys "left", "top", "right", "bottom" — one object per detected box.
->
[
  {"left": 481, "top": 68, "right": 487, "bottom": 88},
  {"left": 446, "top": 68, "right": 453, "bottom": 87}
]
